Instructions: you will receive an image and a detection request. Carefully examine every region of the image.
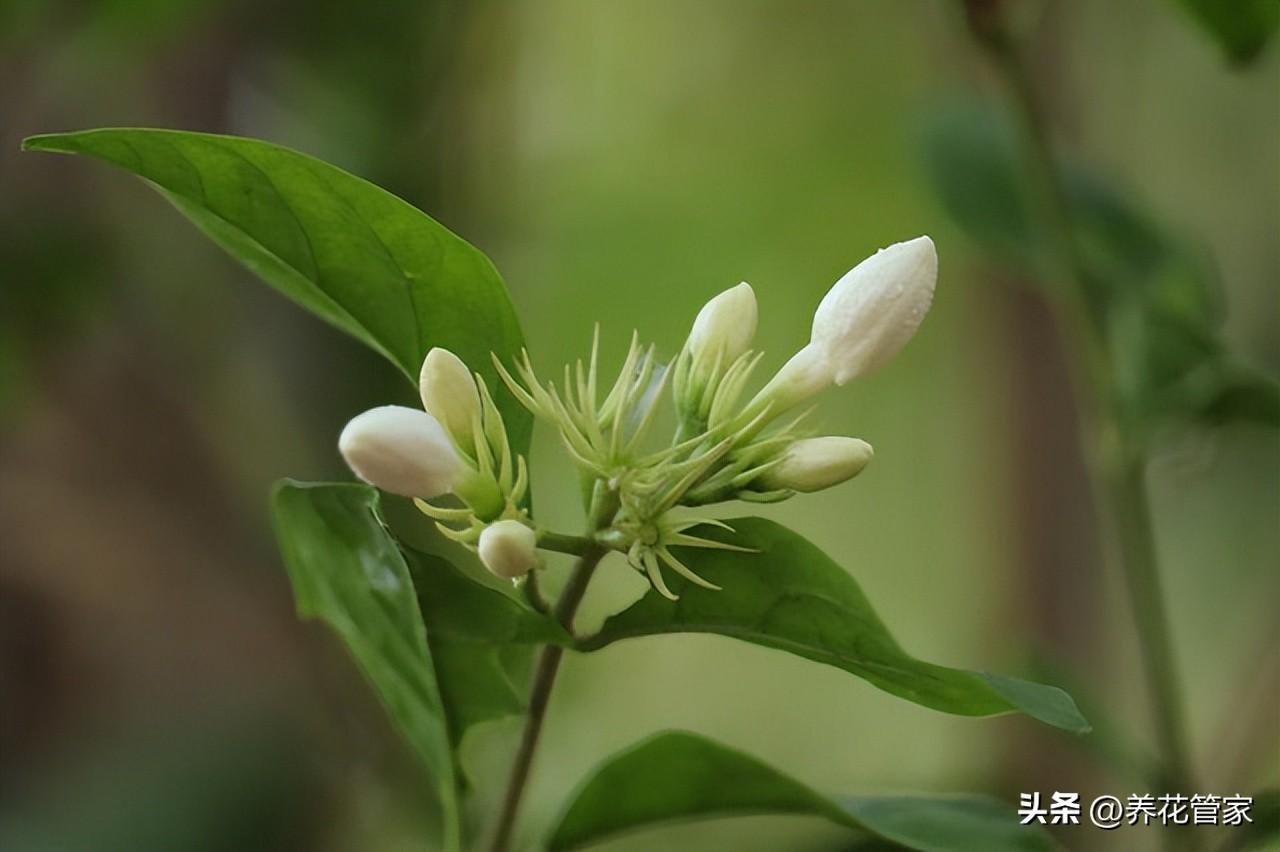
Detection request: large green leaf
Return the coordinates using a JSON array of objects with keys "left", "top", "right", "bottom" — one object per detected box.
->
[
  {"left": 1172, "top": 0, "right": 1280, "bottom": 64},
  {"left": 406, "top": 549, "right": 569, "bottom": 747},
  {"left": 580, "top": 518, "right": 1088, "bottom": 734},
  {"left": 270, "top": 481, "right": 460, "bottom": 851},
  {"left": 548, "top": 731, "right": 1054, "bottom": 852},
  {"left": 21, "top": 128, "right": 530, "bottom": 454},
  {"left": 408, "top": 550, "right": 567, "bottom": 647}
]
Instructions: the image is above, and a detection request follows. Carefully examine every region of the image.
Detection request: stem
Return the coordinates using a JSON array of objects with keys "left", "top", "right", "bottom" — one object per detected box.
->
[
  {"left": 1105, "top": 457, "right": 1195, "bottom": 796},
  {"left": 961, "top": 0, "right": 1200, "bottom": 831},
  {"left": 521, "top": 570, "right": 550, "bottom": 616},
  {"left": 537, "top": 530, "right": 596, "bottom": 557},
  {"left": 488, "top": 544, "right": 607, "bottom": 852},
  {"left": 965, "top": 3, "right": 1109, "bottom": 400}
]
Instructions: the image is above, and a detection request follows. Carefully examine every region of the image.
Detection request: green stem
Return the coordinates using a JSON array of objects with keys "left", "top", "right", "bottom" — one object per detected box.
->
[
  {"left": 537, "top": 530, "right": 596, "bottom": 557},
  {"left": 1105, "top": 457, "right": 1195, "bottom": 797},
  {"left": 521, "top": 570, "right": 551, "bottom": 616},
  {"left": 488, "top": 543, "right": 607, "bottom": 852}
]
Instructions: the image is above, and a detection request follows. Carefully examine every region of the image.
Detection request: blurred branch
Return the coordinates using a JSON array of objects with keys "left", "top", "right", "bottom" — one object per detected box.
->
[
  {"left": 1211, "top": 617, "right": 1280, "bottom": 788},
  {"left": 959, "top": 1, "right": 1200, "bottom": 846}
]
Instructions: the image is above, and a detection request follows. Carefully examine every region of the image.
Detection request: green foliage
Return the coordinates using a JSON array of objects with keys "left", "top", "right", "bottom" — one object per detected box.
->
[
  {"left": 1238, "top": 789, "right": 1280, "bottom": 852},
  {"left": 24, "top": 124, "right": 1097, "bottom": 849},
  {"left": 1172, "top": 0, "right": 1280, "bottom": 64},
  {"left": 271, "top": 482, "right": 575, "bottom": 842},
  {"left": 21, "top": 128, "right": 531, "bottom": 454},
  {"left": 580, "top": 517, "right": 1089, "bottom": 734},
  {"left": 270, "top": 481, "right": 461, "bottom": 851},
  {"left": 920, "top": 101, "right": 1279, "bottom": 438},
  {"left": 548, "top": 731, "right": 1054, "bottom": 852},
  {"left": 0, "top": 712, "right": 311, "bottom": 852},
  {"left": 407, "top": 549, "right": 568, "bottom": 748},
  {"left": 919, "top": 104, "right": 1035, "bottom": 268}
]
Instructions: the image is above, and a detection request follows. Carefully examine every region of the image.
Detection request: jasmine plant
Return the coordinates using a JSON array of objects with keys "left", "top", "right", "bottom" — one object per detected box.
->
[{"left": 22, "top": 128, "right": 1087, "bottom": 852}]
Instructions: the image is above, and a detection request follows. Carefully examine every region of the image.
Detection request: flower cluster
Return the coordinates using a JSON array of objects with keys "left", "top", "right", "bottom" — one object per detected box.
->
[{"left": 339, "top": 236, "right": 937, "bottom": 597}]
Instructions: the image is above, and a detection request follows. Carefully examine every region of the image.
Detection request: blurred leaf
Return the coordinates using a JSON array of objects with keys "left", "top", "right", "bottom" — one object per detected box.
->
[
  {"left": 1066, "top": 170, "right": 1222, "bottom": 324},
  {"left": 21, "top": 128, "right": 531, "bottom": 455},
  {"left": 1235, "top": 789, "right": 1280, "bottom": 852},
  {"left": 0, "top": 213, "right": 115, "bottom": 418},
  {"left": 1185, "top": 365, "right": 1280, "bottom": 429},
  {"left": 921, "top": 101, "right": 1278, "bottom": 434},
  {"left": 920, "top": 103, "right": 1034, "bottom": 265},
  {"left": 547, "top": 731, "right": 1054, "bottom": 852},
  {"left": 1172, "top": 0, "right": 1280, "bottom": 64},
  {"left": 0, "top": 332, "right": 26, "bottom": 420},
  {"left": 922, "top": 100, "right": 1221, "bottom": 320},
  {"left": 270, "top": 481, "right": 461, "bottom": 851},
  {"left": 0, "top": 711, "right": 313, "bottom": 852},
  {"left": 407, "top": 549, "right": 568, "bottom": 748},
  {"left": 580, "top": 518, "right": 1089, "bottom": 734},
  {"left": 1024, "top": 654, "right": 1158, "bottom": 785}
]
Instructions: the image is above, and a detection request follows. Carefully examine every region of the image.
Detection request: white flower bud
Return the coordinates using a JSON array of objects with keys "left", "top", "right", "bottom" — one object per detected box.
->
[
  {"left": 810, "top": 235, "right": 936, "bottom": 385},
  {"left": 419, "top": 347, "right": 481, "bottom": 450},
  {"left": 688, "top": 282, "right": 757, "bottom": 366},
  {"left": 338, "top": 405, "right": 462, "bottom": 498},
  {"left": 747, "top": 342, "right": 834, "bottom": 418},
  {"left": 759, "top": 436, "right": 873, "bottom": 493},
  {"left": 477, "top": 519, "right": 538, "bottom": 579}
]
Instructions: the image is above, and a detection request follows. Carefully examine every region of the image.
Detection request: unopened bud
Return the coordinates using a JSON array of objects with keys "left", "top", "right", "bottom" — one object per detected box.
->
[
  {"left": 420, "top": 347, "right": 482, "bottom": 451},
  {"left": 676, "top": 282, "right": 759, "bottom": 432},
  {"left": 758, "top": 436, "right": 873, "bottom": 493},
  {"left": 745, "top": 342, "right": 835, "bottom": 421},
  {"left": 339, "top": 405, "right": 462, "bottom": 498},
  {"left": 688, "top": 282, "right": 757, "bottom": 367},
  {"left": 477, "top": 519, "right": 538, "bottom": 579},
  {"left": 810, "top": 236, "right": 936, "bottom": 385}
]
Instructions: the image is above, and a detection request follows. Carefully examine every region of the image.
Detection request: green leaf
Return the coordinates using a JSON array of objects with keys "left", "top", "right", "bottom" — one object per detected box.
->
[
  {"left": 1172, "top": 0, "right": 1280, "bottom": 64},
  {"left": 920, "top": 103, "right": 1034, "bottom": 267},
  {"left": 548, "top": 731, "right": 1054, "bottom": 852},
  {"left": 408, "top": 549, "right": 568, "bottom": 647},
  {"left": 921, "top": 101, "right": 1280, "bottom": 434},
  {"left": 270, "top": 481, "right": 460, "bottom": 852},
  {"left": 21, "top": 128, "right": 530, "bottom": 455},
  {"left": 922, "top": 100, "right": 1223, "bottom": 326},
  {"left": 406, "top": 549, "right": 569, "bottom": 747},
  {"left": 1186, "top": 364, "right": 1280, "bottom": 429},
  {"left": 580, "top": 518, "right": 1089, "bottom": 734},
  {"left": 1238, "top": 789, "right": 1280, "bottom": 851}
]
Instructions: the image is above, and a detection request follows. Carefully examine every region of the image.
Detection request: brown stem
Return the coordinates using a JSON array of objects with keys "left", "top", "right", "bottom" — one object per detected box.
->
[{"left": 488, "top": 544, "right": 606, "bottom": 852}]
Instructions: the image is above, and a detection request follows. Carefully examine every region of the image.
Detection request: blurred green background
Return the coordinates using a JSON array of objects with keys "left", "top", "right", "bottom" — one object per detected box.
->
[{"left": 1, "top": 1, "right": 1276, "bottom": 851}]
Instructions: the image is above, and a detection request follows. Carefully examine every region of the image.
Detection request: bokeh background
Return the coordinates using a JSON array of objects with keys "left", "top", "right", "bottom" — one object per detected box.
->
[{"left": 1, "top": 2, "right": 1276, "bottom": 851}]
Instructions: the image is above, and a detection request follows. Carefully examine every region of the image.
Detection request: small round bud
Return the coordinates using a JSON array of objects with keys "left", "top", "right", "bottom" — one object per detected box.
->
[
  {"left": 810, "top": 236, "right": 936, "bottom": 385},
  {"left": 420, "top": 347, "right": 482, "bottom": 450},
  {"left": 339, "top": 405, "right": 462, "bottom": 498},
  {"left": 477, "top": 520, "right": 538, "bottom": 580},
  {"left": 758, "top": 436, "right": 873, "bottom": 493},
  {"left": 688, "top": 282, "right": 757, "bottom": 366}
]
